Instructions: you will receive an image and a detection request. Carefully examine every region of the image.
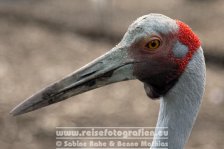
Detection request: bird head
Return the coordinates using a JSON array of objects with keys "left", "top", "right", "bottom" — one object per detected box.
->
[
  {"left": 122, "top": 14, "right": 201, "bottom": 98},
  {"left": 11, "top": 14, "right": 201, "bottom": 116}
]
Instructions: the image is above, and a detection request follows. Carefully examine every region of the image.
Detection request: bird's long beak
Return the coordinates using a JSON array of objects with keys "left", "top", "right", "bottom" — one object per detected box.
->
[{"left": 11, "top": 46, "right": 136, "bottom": 116}]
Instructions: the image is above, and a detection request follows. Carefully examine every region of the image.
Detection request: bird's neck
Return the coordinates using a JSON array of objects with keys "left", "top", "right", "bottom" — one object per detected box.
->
[{"left": 151, "top": 48, "right": 206, "bottom": 149}]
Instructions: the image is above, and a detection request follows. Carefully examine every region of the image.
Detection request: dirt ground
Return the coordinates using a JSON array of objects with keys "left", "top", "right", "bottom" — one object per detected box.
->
[{"left": 0, "top": 0, "right": 224, "bottom": 149}]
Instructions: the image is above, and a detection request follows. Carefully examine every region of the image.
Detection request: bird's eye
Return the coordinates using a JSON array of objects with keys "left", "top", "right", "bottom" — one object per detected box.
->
[{"left": 145, "top": 39, "right": 161, "bottom": 50}]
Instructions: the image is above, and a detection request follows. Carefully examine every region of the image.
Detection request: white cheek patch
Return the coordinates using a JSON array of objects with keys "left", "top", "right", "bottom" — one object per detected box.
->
[{"left": 172, "top": 41, "right": 189, "bottom": 58}]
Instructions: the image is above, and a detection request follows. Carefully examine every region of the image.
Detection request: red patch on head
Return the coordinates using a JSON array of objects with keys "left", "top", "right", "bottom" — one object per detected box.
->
[{"left": 173, "top": 20, "right": 201, "bottom": 73}]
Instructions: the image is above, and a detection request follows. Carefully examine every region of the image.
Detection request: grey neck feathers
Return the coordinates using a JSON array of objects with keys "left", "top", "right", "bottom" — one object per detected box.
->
[{"left": 151, "top": 47, "right": 206, "bottom": 149}]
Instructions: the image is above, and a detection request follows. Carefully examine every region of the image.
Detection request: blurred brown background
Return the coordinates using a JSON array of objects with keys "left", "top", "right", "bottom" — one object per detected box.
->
[{"left": 0, "top": 0, "right": 224, "bottom": 149}]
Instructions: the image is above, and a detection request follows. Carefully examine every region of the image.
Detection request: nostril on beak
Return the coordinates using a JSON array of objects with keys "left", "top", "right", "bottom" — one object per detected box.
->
[{"left": 79, "top": 70, "right": 98, "bottom": 80}]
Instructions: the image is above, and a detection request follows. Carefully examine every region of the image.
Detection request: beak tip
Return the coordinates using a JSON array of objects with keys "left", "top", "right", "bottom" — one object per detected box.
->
[
  {"left": 10, "top": 109, "right": 21, "bottom": 116},
  {"left": 10, "top": 91, "right": 48, "bottom": 116},
  {"left": 10, "top": 105, "right": 27, "bottom": 116},
  {"left": 10, "top": 99, "right": 36, "bottom": 116}
]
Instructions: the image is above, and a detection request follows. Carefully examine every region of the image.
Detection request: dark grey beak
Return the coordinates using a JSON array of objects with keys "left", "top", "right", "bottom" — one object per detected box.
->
[{"left": 10, "top": 46, "right": 136, "bottom": 116}]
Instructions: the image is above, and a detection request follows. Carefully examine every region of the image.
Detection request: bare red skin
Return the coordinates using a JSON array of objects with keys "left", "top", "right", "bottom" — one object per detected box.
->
[{"left": 173, "top": 20, "right": 201, "bottom": 73}]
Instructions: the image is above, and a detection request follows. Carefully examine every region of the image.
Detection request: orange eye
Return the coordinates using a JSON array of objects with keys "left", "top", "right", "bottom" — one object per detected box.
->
[{"left": 145, "top": 39, "right": 161, "bottom": 50}]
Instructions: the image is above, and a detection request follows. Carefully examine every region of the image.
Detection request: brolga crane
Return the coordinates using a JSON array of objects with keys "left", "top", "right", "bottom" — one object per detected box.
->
[{"left": 11, "top": 14, "right": 206, "bottom": 149}]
